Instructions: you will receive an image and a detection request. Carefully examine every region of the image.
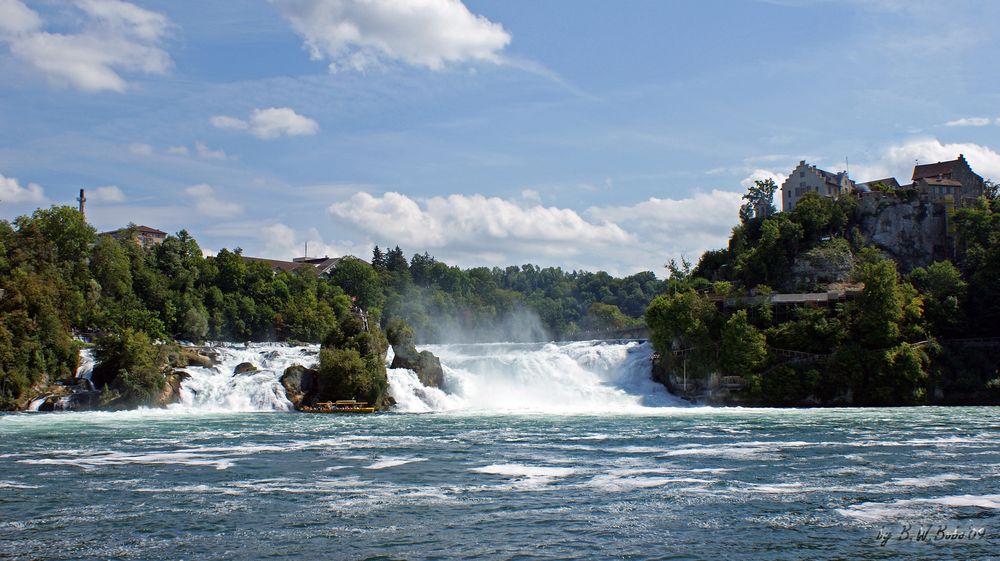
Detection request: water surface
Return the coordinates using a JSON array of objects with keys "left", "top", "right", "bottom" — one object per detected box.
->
[{"left": 2, "top": 407, "right": 998, "bottom": 560}]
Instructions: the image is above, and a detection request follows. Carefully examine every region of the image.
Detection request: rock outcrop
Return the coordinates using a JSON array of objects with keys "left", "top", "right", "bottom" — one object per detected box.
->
[
  {"left": 386, "top": 318, "right": 444, "bottom": 389},
  {"left": 391, "top": 346, "right": 444, "bottom": 389},
  {"left": 280, "top": 364, "right": 318, "bottom": 409},
  {"left": 787, "top": 239, "right": 855, "bottom": 291},
  {"left": 856, "top": 194, "right": 948, "bottom": 273},
  {"left": 34, "top": 378, "right": 100, "bottom": 411},
  {"left": 158, "top": 370, "right": 191, "bottom": 406},
  {"left": 234, "top": 362, "right": 258, "bottom": 375}
]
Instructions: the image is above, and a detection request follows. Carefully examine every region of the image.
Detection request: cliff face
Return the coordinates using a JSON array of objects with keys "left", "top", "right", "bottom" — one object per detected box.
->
[{"left": 856, "top": 194, "right": 948, "bottom": 272}]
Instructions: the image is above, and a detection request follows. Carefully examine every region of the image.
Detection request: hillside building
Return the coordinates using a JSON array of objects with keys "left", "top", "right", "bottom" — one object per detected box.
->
[
  {"left": 101, "top": 225, "right": 168, "bottom": 248},
  {"left": 911, "top": 154, "right": 985, "bottom": 205},
  {"left": 781, "top": 161, "right": 855, "bottom": 212}
]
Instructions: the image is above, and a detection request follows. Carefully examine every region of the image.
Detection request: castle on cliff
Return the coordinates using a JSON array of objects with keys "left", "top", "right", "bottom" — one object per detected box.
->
[
  {"left": 780, "top": 154, "right": 985, "bottom": 212},
  {"left": 779, "top": 154, "right": 988, "bottom": 271}
]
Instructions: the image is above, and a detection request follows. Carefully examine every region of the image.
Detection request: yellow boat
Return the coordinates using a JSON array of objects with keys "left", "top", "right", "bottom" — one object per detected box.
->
[{"left": 301, "top": 400, "right": 377, "bottom": 414}]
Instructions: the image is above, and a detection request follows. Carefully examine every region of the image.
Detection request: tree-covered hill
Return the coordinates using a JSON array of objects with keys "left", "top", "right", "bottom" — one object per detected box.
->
[
  {"left": 645, "top": 181, "right": 1000, "bottom": 406},
  {"left": 0, "top": 206, "right": 661, "bottom": 409}
]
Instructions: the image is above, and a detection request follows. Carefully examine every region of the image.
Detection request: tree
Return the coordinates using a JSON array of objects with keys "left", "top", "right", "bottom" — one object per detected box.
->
[
  {"left": 720, "top": 310, "right": 766, "bottom": 374},
  {"left": 739, "top": 178, "right": 778, "bottom": 223},
  {"left": 328, "top": 257, "right": 384, "bottom": 311},
  {"left": 852, "top": 255, "right": 904, "bottom": 348}
]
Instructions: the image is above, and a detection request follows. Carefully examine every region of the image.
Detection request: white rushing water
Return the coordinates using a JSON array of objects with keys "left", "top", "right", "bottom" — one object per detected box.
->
[
  {"left": 75, "top": 348, "right": 95, "bottom": 380},
  {"left": 172, "top": 343, "right": 320, "bottom": 412},
  {"left": 27, "top": 347, "right": 97, "bottom": 411},
  {"left": 391, "top": 340, "right": 685, "bottom": 414},
  {"left": 161, "top": 339, "right": 681, "bottom": 414}
]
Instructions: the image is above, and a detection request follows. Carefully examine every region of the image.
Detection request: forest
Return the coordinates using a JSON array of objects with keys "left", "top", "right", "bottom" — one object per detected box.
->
[{"left": 0, "top": 208, "right": 659, "bottom": 409}]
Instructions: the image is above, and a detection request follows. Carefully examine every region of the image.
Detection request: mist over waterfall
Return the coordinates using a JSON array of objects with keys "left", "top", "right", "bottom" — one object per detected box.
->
[{"left": 391, "top": 340, "right": 685, "bottom": 413}]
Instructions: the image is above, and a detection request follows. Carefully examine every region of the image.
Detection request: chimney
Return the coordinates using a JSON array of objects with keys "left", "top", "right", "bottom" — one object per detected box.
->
[{"left": 77, "top": 189, "right": 86, "bottom": 219}]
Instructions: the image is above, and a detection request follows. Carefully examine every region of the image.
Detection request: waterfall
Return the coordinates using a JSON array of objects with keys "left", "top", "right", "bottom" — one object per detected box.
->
[
  {"left": 171, "top": 343, "right": 319, "bottom": 412},
  {"left": 27, "top": 396, "right": 50, "bottom": 412},
  {"left": 75, "top": 348, "right": 95, "bottom": 380},
  {"left": 392, "top": 340, "right": 685, "bottom": 414},
  {"left": 164, "top": 340, "right": 680, "bottom": 414}
]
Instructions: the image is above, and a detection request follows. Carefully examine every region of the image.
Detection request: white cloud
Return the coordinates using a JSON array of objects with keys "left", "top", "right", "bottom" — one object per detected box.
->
[
  {"left": 324, "top": 189, "right": 747, "bottom": 274},
  {"left": 184, "top": 184, "right": 242, "bottom": 218},
  {"left": 590, "top": 190, "right": 744, "bottom": 266},
  {"left": 0, "top": 0, "right": 171, "bottom": 93},
  {"left": 0, "top": 172, "right": 44, "bottom": 203},
  {"left": 944, "top": 117, "right": 992, "bottom": 127},
  {"left": 852, "top": 138, "right": 1000, "bottom": 183},
  {"left": 128, "top": 142, "right": 154, "bottom": 156},
  {"left": 166, "top": 145, "right": 189, "bottom": 155},
  {"left": 259, "top": 223, "right": 349, "bottom": 260},
  {"left": 0, "top": 0, "right": 42, "bottom": 35},
  {"left": 90, "top": 185, "right": 125, "bottom": 202},
  {"left": 211, "top": 107, "right": 319, "bottom": 140},
  {"left": 272, "top": 0, "right": 511, "bottom": 72},
  {"left": 328, "top": 191, "right": 632, "bottom": 265},
  {"left": 209, "top": 115, "right": 248, "bottom": 131},
  {"left": 520, "top": 189, "right": 541, "bottom": 203},
  {"left": 740, "top": 168, "right": 789, "bottom": 190},
  {"left": 194, "top": 142, "right": 228, "bottom": 160}
]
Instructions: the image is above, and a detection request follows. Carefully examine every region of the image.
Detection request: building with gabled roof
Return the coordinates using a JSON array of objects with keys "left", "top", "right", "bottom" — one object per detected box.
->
[
  {"left": 781, "top": 160, "right": 855, "bottom": 212},
  {"left": 911, "top": 154, "right": 985, "bottom": 205}
]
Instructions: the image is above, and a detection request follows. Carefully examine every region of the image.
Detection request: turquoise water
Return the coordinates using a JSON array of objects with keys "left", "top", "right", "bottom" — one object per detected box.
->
[{"left": 2, "top": 407, "right": 998, "bottom": 560}]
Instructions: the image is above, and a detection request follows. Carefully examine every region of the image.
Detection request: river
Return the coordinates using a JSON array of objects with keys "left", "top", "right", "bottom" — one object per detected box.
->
[{"left": 1, "top": 340, "right": 998, "bottom": 560}]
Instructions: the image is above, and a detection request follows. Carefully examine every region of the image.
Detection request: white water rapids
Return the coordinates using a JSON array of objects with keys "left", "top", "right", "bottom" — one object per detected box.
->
[
  {"left": 163, "top": 339, "right": 682, "bottom": 414},
  {"left": 31, "top": 340, "right": 681, "bottom": 413}
]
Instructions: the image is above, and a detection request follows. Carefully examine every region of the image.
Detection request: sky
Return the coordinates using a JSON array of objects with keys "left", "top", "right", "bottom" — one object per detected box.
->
[{"left": 1, "top": 0, "right": 999, "bottom": 277}]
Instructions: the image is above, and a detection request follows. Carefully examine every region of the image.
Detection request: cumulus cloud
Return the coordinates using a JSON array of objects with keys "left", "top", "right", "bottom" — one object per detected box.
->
[
  {"left": 590, "top": 190, "right": 744, "bottom": 265},
  {"left": 740, "top": 168, "right": 789, "bottom": 190},
  {"left": 259, "top": 223, "right": 350, "bottom": 261},
  {"left": 211, "top": 107, "right": 319, "bottom": 139},
  {"left": 0, "top": 0, "right": 42, "bottom": 35},
  {"left": 328, "top": 191, "right": 632, "bottom": 265},
  {"left": 184, "top": 184, "right": 242, "bottom": 218},
  {"left": 944, "top": 117, "right": 992, "bottom": 127},
  {"left": 0, "top": 172, "right": 44, "bottom": 203},
  {"left": 0, "top": 0, "right": 171, "bottom": 93},
  {"left": 852, "top": 138, "right": 1000, "bottom": 183},
  {"left": 272, "top": 0, "right": 511, "bottom": 72},
  {"left": 90, "top": 185, "right": 125, "bottom": 202}
]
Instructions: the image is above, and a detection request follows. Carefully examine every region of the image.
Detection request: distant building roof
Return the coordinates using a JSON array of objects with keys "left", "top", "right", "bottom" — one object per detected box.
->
[
  {"left": 241, "top": 254, "right": 365, "bottom": 275},
  {"left": 912, "top": 154, "right": 970, "bottom": 181},
  {"left": 858, "top": 177, "right": 901, "bottom": 192},
  {"left": 240, "top": 256, "right": 308, "bottom": 273},
  {"left": 101, "top": 225, "right": 167, "bottom": 237}
]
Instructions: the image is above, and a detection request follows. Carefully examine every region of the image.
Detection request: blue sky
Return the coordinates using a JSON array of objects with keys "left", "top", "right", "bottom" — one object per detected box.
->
[{"left": 1, "top": 0, "right": 999, "bottom": 275}]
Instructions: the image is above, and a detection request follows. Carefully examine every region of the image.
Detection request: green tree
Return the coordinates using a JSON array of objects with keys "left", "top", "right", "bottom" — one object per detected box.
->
[
  {"left": 739, "top": 178, "right": 778, "bottom": 222},
  {"left": 852, "top": 256, "right": 904, "bottom": 348},
  {"left": 720, "top": 310, "right": 766, "bottom": 374}
]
